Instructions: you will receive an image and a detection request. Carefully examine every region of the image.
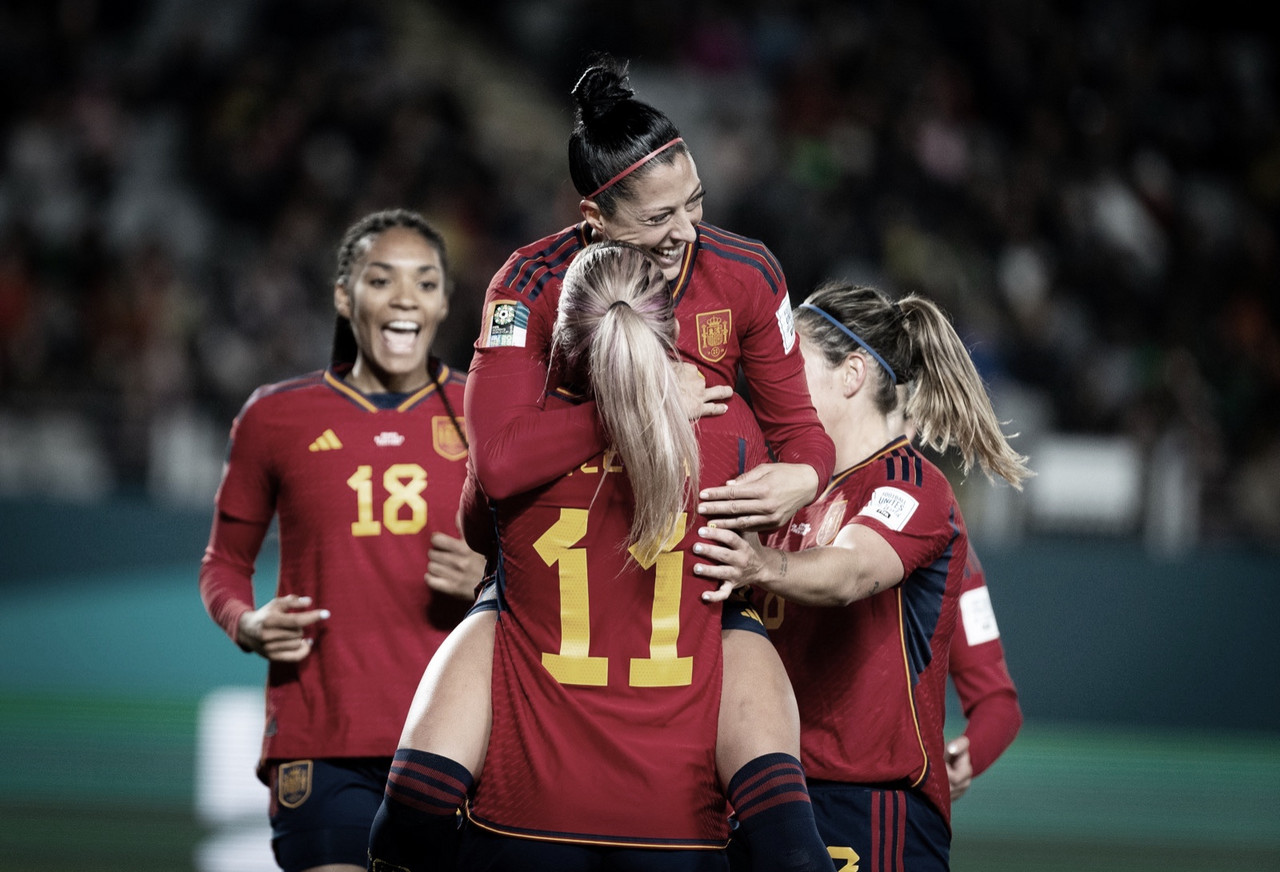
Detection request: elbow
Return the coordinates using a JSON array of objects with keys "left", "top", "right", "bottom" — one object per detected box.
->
[{"left": 470, "top": 453, "right": 520, "bottom": 501}]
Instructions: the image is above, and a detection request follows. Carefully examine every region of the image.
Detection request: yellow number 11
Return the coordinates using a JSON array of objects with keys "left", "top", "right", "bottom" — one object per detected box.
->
[{"left": 534, "top": 508, "right": 693, "bottom": 689}]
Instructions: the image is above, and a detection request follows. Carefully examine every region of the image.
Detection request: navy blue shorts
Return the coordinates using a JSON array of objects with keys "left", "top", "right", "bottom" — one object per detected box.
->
[
  {"left": 468, "top": 575, "right": 500, "bottom": 615},
  {"left": 457, "top": 821, "right": 728, "bottom": 872},
  {"left": 720, "top": 590, "right": 770, "bottom": 638},
  {"left": 267, "top": 756, "right": 390, "bottom": 872},
  {"left": 808, "top": 782, "right": 950, "bottom": 872}
]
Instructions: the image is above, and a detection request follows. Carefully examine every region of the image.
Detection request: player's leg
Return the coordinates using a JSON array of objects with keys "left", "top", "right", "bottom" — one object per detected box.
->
[
  {"left": 367, "top": 607, "right": 497, "bottom": 872},
  {"left": 718, "top": 600, "right": 831, "bottom": 872},
  {"left": 270, "top": 758, "right": 386, "bottom": 872}
]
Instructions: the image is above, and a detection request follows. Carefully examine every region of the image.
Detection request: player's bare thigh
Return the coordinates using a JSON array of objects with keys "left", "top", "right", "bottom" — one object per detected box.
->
[
  {"left": 399, "top": 608, "right": 496, "bottom": 778},
  {"left": 717, "top": 626, "right": 800, "bottom": 782}
]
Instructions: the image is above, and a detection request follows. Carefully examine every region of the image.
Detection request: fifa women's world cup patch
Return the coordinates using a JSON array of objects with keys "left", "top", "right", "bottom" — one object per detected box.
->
[
  {"left": 482, "top": 299, "right": 529, "bottom": 347},
  {"left": 277, "top": 760, "right": 313, "bottom": 808},
  {"left": 432, "top": 416, "right": 467, "bottom": 461},
  {"left": 857, "top": 486, "right": 919, "bottom": 532},
  {"left": 696, "top": 309, "right": 732, "bottom": 363}
]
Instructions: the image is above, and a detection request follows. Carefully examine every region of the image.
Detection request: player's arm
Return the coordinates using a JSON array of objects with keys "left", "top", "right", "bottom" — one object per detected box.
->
[
  {"left": 199, "top": 511, "right": 329, "bottom": 662},
  {"left": 198, "top": 510, "right": 268, "bottom": 643},
  {"left": 694, "top": 521, "right": 905, "bottom": 607},
  {"left": 466, "top": 315, "right": 730, "bottom": 501},
  {"left": 949, "top": 587, "right": 1022, "bottom": 779},
  {"left": 464, "top": 342, "right": 607, "bottom": 499}
]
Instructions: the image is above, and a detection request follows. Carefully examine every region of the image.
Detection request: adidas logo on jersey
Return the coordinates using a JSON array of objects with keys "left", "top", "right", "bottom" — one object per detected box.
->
[
  {"left": 789, "top": 521, "right": 811, "bottom": 536},
  {"left": 309, "top": 429, "right": 343, "bottom": 452},
  {"left": 375, "top": 431, "right": 405, "bottom": 447}
]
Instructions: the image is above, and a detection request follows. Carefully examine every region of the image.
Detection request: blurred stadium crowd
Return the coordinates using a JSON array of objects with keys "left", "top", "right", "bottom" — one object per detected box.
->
[{"left": 1, "top": 0, "right": 1276, "bottom": 545}]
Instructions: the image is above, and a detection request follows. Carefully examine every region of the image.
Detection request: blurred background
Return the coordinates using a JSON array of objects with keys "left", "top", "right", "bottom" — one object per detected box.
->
[{"left": 0, "top": 1, "right": 1277, "bottom": 870}]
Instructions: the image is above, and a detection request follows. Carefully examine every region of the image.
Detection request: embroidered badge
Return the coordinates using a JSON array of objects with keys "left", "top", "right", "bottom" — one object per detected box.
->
[
  {"left": 696, "top": 309, "right": 732, "bottom": 363},
  {"left": 277, "top": 760, "right": 313, "bottom": 809},
  {"left": 483, "top": 300, "right": 528, "bottom": 347},
  {"left": 433, "top": 416, "right": 467, "bottom": 461},
  {"left": 816, "top": 499, "right": 848, "bottom": 546}
]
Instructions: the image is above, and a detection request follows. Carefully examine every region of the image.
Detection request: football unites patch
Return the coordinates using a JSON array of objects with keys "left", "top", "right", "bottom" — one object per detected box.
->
[
  {"left": 482, "top": 299, "right": 529, "bottom": 347},
  {"left": 857, "top": 486, "right": 920, "bottom": 532}
]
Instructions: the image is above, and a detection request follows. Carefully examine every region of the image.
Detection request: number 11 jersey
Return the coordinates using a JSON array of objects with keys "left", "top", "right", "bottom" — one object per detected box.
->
[{"left": 468, "top": 392, "right": 768, "bottom": 849}]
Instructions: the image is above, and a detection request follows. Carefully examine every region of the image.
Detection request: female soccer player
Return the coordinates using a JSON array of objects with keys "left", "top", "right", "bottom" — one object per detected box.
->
[
  {"left": 198, "top": 209, "right": 484, "bottom": 872},
  {"left": 694, "top": 281, "right": 1032, "bottom": 870},
  {"left": 483, "top": 240, "right": 767, "bottom": 868},
  {"left": 369, "top": 55, "right": 833, "bottom": 872}
]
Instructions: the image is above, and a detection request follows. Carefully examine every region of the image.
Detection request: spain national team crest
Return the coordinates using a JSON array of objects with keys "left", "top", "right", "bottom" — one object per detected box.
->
[
  {"left": 277, "top": 760, "right": 312, "bottom": 809},
  {"left": 432, "top": 416, "right": 467, "bottom": 461},
  {"left": 695, "top": 309, "right": 732, "bottom": 363},
  {"left": 816, "top": 499, "right": 848, "bottom": 546}
]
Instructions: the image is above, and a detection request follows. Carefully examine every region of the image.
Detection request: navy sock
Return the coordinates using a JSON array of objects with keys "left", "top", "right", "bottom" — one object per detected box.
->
[
  {"left": 727, "top": 753, "right": 832, "bottom": 872},
  {"left": 367, "top": 749, "right": 473, "bottom": 872}
]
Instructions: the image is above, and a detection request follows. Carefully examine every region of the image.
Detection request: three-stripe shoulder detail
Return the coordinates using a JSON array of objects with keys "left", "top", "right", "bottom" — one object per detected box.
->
[
  {"left": 697, "top": 224, "right": 785, "bottom": 296},
  {"left": 502, "top": 228, "right": 585, "bottom": 302}
]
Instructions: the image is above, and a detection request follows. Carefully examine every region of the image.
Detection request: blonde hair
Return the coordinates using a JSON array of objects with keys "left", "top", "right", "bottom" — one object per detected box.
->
[
  {"left": 554, "top": 242, "right": 699, "bottom": 561},
  {"left": 797, "top": 282, "right": 1033, "bottom": 489}
]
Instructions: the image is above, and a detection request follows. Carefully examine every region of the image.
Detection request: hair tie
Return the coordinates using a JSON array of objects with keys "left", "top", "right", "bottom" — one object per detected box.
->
[
  {"left": 587, "top": 137, "right": 684, "bottom": 198},
  {"left": 797, "top": 303, "right": 897, "bottom": 384},
  {"left": 607, "top": 299, "right": 631, "bottom": 311}
]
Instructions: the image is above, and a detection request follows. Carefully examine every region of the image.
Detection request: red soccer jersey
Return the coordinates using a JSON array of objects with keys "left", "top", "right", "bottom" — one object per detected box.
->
[
  {"left": 464, "top": 222, "right": 834, "bottom": 501},
  {"left": 199, "top": 364, "right": 472, "bottom": 774},
  {"left": 948, "top": 549, "right": 1022, "bottom": 777},
  {"left": 762, "top": 436, "right": 968, "bottom": 827},
  {"left": 468, "top": 393, "right": 769, "bottom": 848}
]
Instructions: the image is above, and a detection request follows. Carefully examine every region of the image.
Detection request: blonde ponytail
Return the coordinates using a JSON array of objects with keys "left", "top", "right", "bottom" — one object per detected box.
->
[{"left": 555, "top": 242, "right": 699, "bottom": 561}]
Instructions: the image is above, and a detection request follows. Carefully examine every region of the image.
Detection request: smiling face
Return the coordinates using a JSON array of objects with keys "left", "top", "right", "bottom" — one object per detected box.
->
[
  {"left": 586, "top": 151, "right": 705, "bottom": 282},
  {"left": 334, "top": 225, "right": 448, "bottom": 394}
]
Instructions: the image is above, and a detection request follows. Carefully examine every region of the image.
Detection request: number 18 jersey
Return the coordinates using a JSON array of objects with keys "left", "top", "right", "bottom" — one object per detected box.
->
[
  {"left": 203, "top": 364, "right": 471, "bottom": 771},
  {"left": 468, "top": 393, "right": 768, "bottom": 849}
]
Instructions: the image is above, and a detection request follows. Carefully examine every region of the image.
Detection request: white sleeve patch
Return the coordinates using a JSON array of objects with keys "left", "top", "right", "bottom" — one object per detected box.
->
[
  {"left": 857, "top": 486, "right": 919, "bottom": 532},
  {"left": 776, "top": 295, "right": 796, "bottom": 354},
  {"left": 959, "top": 585, "right": 1000, "bottom": 646}
]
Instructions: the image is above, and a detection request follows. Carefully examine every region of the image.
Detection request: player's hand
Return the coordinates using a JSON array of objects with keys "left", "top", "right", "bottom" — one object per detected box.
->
[
  {"left": 674, "top": 362, "right": 732, "bottom": 420},
  {"left": 237, "top": 595, "right": 329, "bottom": 663},
  {"left": 426, "top": 532, "right": 487, "bottom": 600},
  {"left": 697, "top": 462, "right": 819, "bottom": 531},
  {"left": 946, "top": 735, "right": 974, "bottom": 800},
  {"left": 693, "top": 526, "right": 767, "bottom": 603}
]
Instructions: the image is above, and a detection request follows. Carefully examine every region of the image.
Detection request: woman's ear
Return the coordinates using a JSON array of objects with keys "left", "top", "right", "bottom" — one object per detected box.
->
[
  {"left": 842, "top": 352, "right": 866, "bottom": 397},
  {"left": 580, "top": 198, "right": 606, "bottom": 233},
  {"left": 334, "top": 282, "right": 352, "bottom": 319}
]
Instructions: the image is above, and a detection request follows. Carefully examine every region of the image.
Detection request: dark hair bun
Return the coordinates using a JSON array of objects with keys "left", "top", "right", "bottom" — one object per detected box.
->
[{"left": 571, "top": 58, "right": 634, "bottom": 125}]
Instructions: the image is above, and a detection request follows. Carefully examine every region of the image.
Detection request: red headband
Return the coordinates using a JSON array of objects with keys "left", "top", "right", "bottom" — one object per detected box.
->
[{"left": 586, "top": 137, "right": 685, "bottom": 198}]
